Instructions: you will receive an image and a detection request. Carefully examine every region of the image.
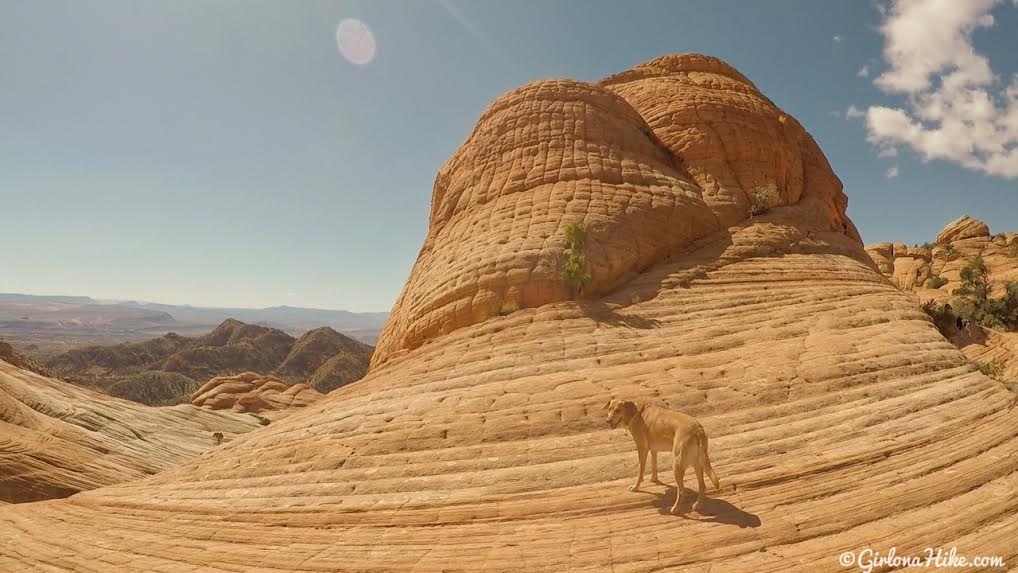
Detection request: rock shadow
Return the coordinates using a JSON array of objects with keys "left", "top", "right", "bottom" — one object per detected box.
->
[{"left": 576, "top": 301, "right": 660, "bottom": 330}]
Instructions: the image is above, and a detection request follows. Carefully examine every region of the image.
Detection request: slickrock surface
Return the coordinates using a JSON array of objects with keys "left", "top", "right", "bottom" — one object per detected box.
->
[
  {"left": 191, "top": 372, "right": 323, "bottom": 414},
  {"left": 959, "top": 327, "right": 1018, "bottom": 385},
  {"left": 0, "top": 360, "right": 260, "bottom": 503},
  {"left": 2, "top": 54, "right": 1018, "bottom": 571},
  {"left": 866, "top": 215, "right": 1018, "bottom": 302}
]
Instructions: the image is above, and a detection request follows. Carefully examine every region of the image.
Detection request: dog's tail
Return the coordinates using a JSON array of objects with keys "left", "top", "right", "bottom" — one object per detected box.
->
[{"left": 698, "top": 427, "right": 720, "bottom": 490}]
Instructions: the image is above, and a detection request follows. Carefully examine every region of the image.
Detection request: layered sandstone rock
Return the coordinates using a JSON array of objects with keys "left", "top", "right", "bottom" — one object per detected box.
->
[
  {"left": 0, "top": 359, "right": 259, "bottom": 503},
  {"left": 865, "top": 216, "right": 1018, "bottom": 302},
  {"left": 191, "top": 372, "right": 323, "bottom": 414},
  {"left": 2, "top": 54, "right": 1017, "bottom": 572},
  {"left": 959, "top": 327, "right": 1018, "bottom": 385},
  {"left": 373, "top": 53, "right": 857, "bottom": 368},
  {"left": 937, "top": 214, "right": 991, "bottom": 244}
]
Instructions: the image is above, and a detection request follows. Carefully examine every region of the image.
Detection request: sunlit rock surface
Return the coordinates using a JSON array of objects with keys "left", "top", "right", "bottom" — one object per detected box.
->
[
  {"left": 0, "top": 360, "right": 259, "bottom": 503},
  {"left": 2, "top": 54, "right": 1017, "bottom": 572}
]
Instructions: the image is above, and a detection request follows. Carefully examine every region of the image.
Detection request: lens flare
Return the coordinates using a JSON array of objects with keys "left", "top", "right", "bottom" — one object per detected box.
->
[{"left": 336, "top": 18, "right": 376, "bottom": 66}]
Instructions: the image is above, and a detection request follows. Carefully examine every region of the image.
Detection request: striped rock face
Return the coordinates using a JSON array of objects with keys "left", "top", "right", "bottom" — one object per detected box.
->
[
  {"left": 0, "top": 361, "right": 260, "bottom": 504},
  {"left": 372, "top": 54, "right": 858, "bottom": 367},
  {"left": 2, "top": 54, "right": 1017, "bottom": 572}
]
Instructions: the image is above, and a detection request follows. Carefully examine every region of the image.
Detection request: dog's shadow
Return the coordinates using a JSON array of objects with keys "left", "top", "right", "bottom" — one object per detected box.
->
[{"left": 646, "top": 486, "right": 761, "bottom": 528}]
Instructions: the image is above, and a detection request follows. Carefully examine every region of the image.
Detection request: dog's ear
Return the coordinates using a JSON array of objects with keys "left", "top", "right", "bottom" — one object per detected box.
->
[{"left": 621, "top": 400, "right": 638, "bottom": 421}]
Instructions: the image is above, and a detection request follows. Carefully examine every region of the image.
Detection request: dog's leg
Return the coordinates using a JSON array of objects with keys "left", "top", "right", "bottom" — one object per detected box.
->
[
  {"left": 669, "top": 445, "right": 689, "bottom": 514},
  {"left": 629, "top": 447, "right": 647, "bottom": 491},
  {"left": 650, "top": 450, "right": 660, "bottom": 483},
  {"left": 693, "top": 461, "right": 707, "bottom": 512}
]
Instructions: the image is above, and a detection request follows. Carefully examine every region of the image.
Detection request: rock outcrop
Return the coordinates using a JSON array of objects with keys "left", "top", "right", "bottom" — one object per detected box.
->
[
  {"left": 0, "top": 359, "right": 259, "bottom": 503},
  {"left": 2, "top": 54, "right": 1017, "bottom": 572},
  {"left": 866, "top": 215, "right": 1018, "bottom": 302},
  {"left": 937, "top": 214, "right": 991, "bottom": 244},
  {"left": 959, "top": 327, "right": 1018, "bottom": 387},
  {"left": 191, "top": 372, "right": 323, "bottom": 414}
]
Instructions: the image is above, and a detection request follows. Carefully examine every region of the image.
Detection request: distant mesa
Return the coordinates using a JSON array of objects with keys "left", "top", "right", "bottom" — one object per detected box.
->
[{"left": 0, "top": 293, "right": 387, "bottom": 353}]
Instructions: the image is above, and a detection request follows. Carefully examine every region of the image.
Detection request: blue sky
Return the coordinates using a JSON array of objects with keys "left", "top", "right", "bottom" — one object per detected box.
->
[{"left": 1, "top": 0, "right": 1016, "bottom": 312}]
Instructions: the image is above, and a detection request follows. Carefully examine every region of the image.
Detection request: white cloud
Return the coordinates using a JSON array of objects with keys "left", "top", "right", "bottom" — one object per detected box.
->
[
  {"left": 833, "top": 35, "right": 844, "bottom": 43},
  {"left": 858, "top": 65, "right": 870, "bottom": 77},
  {"left": 862, "top": 0, "right": 1018, "bottom": 178},
  {"left": 846, "top": 105, "right": 866, "bottom": 119},
  {"left": 878, "top": 146, "right": 899, "bottom": 158},
  {"left": 886, "top": 164, "right": 900, "bottom": 178}
]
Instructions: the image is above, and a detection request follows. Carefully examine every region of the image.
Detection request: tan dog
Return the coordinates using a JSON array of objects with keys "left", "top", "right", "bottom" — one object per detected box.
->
[{"left": 604, "top": 399, "right": 720, "bottom": 514}]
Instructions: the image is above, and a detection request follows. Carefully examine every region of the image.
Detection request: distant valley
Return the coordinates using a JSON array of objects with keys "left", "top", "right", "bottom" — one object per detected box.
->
[
  {"left": 39, "top": 318, "right": 374, "bottom": 406},
  {"left": 0, "top": 292, "right": 388, "bottom": 353}
]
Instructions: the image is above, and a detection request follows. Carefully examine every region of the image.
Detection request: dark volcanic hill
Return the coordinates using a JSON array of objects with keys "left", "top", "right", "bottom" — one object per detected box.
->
[{"left": 42, "top": 319, "right": 373, "bottom": 405}]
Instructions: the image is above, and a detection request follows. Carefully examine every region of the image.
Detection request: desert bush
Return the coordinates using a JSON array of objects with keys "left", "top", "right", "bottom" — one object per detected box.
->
[
  {"left": 1008, "top": 244, "right": 1018, "bottom": 258},
  {"left": 952, "top": 258, "right": 1018, "bottom": 331},
  {"left": 749, "top": 185, "right": 779, "bottom": 217},
  {"left": 926, "top": 276, "right": 948, "bottom": 289},
  {"left": 497, "top": 297, "right": 520, "bottom": 316},
  {"left": 941, "top": 243, "right": 960, "bottom": 261},
  {"left": 953, "top": 256, "right": 990, "bottom": 316},
  {"left": 255, "top": 415, "right": 271, "bottom": 426},
  {"left": 976, "top": 359, "right": 1005, "bottom": 380},
  {"left": 560, "top": 221, "right": 593, "bottom": 299}
]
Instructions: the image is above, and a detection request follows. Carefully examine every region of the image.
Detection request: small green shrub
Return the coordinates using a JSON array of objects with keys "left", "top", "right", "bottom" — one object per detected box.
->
[
  {"left": 926, "top": 276, "right": 948, "bottom": 289},
  {"left": 255, "top": 415, "right": 271, "bottom": 426},
  {"left": 749, "top": 186, "right": 779, "bottom": 217},
  {"left": 941, "top": 243, "right": 960, "bottom": 261},
  {"left": 976, "top": 360, "right": 1005, "bottom": 380},
  {"left": 496, "top": 298, "right": 519, "bottom": 316},
  {"left": 916, "top": 242, "right": 934, "bottom": 250},
  {"left": 560, "top": 222, "right": 593, "bottom": 298}
]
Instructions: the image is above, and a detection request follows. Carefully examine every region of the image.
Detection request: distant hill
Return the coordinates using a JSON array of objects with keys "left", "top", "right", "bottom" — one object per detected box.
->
[
  {"left": 0, "top": 293, "right": 388, "bottom": 353},
  {"left": 42, "top": 319, "right": 374, "bottom": 405}
]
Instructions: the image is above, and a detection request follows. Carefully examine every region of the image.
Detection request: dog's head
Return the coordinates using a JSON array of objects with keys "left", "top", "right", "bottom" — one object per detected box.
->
[{"left": 603, "top": 399, "right": 637, "bottom": 429}]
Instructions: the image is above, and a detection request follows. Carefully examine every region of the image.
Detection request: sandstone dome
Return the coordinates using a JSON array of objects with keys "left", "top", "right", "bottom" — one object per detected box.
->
[
  {"left": 2, "top": 54, "right": 1016, "bottom": 572},
  {"left": 373, "top": 53, "right": 858, "bottom": 367}
]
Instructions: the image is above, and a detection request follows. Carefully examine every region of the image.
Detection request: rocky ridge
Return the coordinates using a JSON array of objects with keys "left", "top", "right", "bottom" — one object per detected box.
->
[{"left": 41, "top": 319, "right": 373, "bottom": 405}]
